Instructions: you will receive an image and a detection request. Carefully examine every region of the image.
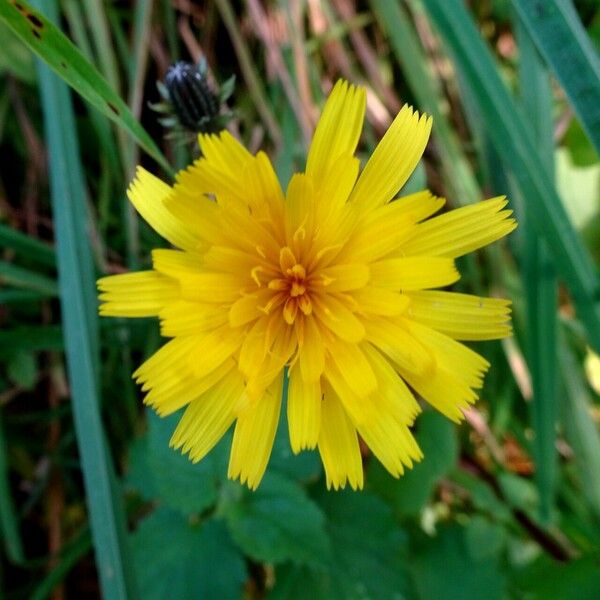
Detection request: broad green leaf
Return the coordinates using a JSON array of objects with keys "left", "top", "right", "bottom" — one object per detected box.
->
[
  {"left": 128, "top": 410, "right": 229, "bottom": 515},
  {"left": 513, "top": 554, "right": 600, "bottom": 600},
  {"left": 32, "top": 0, "right": 135, "bottom": 596},
  {"left": 512, "top": 0, "right": 600, "bottom": 154},
  {"left": 411, "top": 522, "right": 507, "bottom": 600},
  {"left": 222, "top": 472, "right": 330, "bottom": 566},
  {"left": 269, "top": 403, "right": 321, "bottom": 484},
  {"left": 131, "top": 508, "right": 246, "bottom": 600},
  {"left": 0, "top": 0, "right": 171, "bottom": 174},
  {"left": 368, "top": 411, "right": 458, "bottom": 517},
  {"left": 421, "top": 0, "right": 600, "bottom": 354},
  {"left": 270, "top": 491, "right": 413, "bottom": 600}
]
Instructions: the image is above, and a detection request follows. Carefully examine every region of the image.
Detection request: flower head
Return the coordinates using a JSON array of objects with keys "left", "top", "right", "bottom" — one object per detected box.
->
[{"left": 98, "top": 80, "right": 516, "bottom": 490}]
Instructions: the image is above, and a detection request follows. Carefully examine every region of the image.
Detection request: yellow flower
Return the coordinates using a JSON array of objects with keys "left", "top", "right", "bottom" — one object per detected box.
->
[{"left": 98, "top": 80, "right": 516, "bottom": 491}]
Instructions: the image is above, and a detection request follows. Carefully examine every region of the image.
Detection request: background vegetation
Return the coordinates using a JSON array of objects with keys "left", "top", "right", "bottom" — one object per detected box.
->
[{"left": 1, "top": 0, "right": 600, "bottom": 598}]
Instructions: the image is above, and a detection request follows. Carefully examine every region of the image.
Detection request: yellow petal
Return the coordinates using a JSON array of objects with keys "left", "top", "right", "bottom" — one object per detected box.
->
[
  {"left": 355, "top": 404, "right": 422, "bottom": 477},
  {"left": 98, "top": 270, "right": 178, "bottom": 317},
  {"left": 326, "top": 339, "right": 377, "bottom": 399},
  {"left": 299, "top": 316, "right": 325, "bottom": 381},
  {"left": 187, "top": 325, "right": 242, "bottom": 378},
  {"left": 364, "top": 317, "right": 435, "bottom": 377},
  {"left": 312, "top": 294, "right": 365, "bottom": 342},
  {"left": 315, "top": 263, "right": 369, "bottom": 292},
  {"left": 353, "top": 287, "right": 410, "bottom": 317},
  {"left": 318, "top": 384, "right": 364, "bottom": 490},
  {"left": 340, "top": 191, "right": 444, "bottom": 262},
  {"left": 402, "top": 196, "right": 517, "bottom": 258},
  {"left": 170, "top": 371, "right": 244, "bottom": 461},
  {"left": 128, "top": 166, "right": 202, "bottom": 250},
  {"left": 369, "top": 257, "right": 459, "bottom": 290},
  {"left": 159, "top": 301, "right": 228, "bottom": 337},
  {"left": 349, "top": 106, "right": 432, "bottom": 210},
  {"left": 305, "top": 80, "right": 366, "bottom": 190},
  {"left": 362, "top": 343, "right": 421, "bottom": 426},
  {"left": 399, "top": 320, "right": 490, "bottom": 421},
  {"left": 145, "top": 359, "right": 235, "bottom": 416},
  {"left": 407, "top": 291, "right": 512, "bottom": 341},
  {"left": 287, "top": 370, "right": 321, "bottom": 453},
  {"left": 228, "top": 376, "right": 283, "bottom": 490}
]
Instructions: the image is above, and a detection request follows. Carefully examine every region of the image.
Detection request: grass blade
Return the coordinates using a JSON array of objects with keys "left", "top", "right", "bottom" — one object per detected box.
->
[
  {"left": 0, "top": 0, "right": 171, "bottom": 174},
  {"left": 32, "top": 0, "right": 137, "bottom": 596},
  {"left": 0, "top": 412, "right": 24, "bottom": 564},
  {"left": 420, "top": 0, "right": 600, "bottom": 354},
  {"left": 516, "top": 14, "right": 559, "bottom": 525},
  {"left": 0, "top": 223, "right": 56, "bottom": 267},
  {"left": 0, "top": 260, "right": 58, "bottom": 295},
  {"left": 512, "top": 0, "right": 600, "bottom": 154},
  {"left": 370, "top": 0, "right": 481, "bottom": 206}
]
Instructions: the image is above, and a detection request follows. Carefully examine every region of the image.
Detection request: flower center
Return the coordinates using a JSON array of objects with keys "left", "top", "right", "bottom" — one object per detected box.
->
[{"left": 267, "top": 247, "right": 313, "bottom": 324}]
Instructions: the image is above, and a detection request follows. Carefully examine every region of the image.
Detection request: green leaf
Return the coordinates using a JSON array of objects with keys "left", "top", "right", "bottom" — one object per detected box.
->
[
  {"left": 516, "top": 15, "right": 558, "bottom": 525},
  {"left": 6, "top": 351, "right": 37, "bottom": 390},
  {"left": 0, "top": 19, "right": 35, "bottom": 82},
  {"left": 370, "top": 0, "right": 481, "bottom": 206},
  {"left": 411, "top": 522, "right": 507, "bottom": 600},
  {"left": 564, "top": 118, "right": 600, "bottom": 168},
  {"left": 270, "top": 491, "right": 413, "bottom": 600},
  {"left": 513, "top": 554, "right": 600, "bottom": 600},
  {"left": 0, "top": 223, "right": 56, "bottom": 267},
  {"left": 32, "top": 0, "right": 136, "bottom": 596},
  {"left": 131, "top": 508, "right": 246, "bottom": 600},
  {"left": 128, "top": 410, "right": 229, "bottom": 515},
  {"left": 0, "top": 0, "right": 171, "bottom": 174},
  {"left": 0, "top": 410, "right": 24, "bottom": 564},
  {"left": 0, "top": 260, "right": 58, "bottom": 296},
  {"left": 421, "top": 0, "right": 600, "bottom": 354},
  {"left": 512, "top": 0, "right": 600, "bottom": 154},
  {"left": 222, "top": 472, "right": 331, "bottom": 566},
  {"left": 368, "top": 411, "right": 458, "bottom": 517}
]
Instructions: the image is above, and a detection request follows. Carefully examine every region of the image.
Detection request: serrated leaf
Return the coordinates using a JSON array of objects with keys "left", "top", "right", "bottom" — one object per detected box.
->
[
  {"left": 368, "top": 411, "right": 458, "bottom": 517},
  {"left": 223, "top": 472, "right": 330, "bottom": 566},
  {"left": 270, "top": 491, "right": 413, "bottom": 600},
  {"left": 127, "top": 410, "right": 229, "bottom": 515},
  {"left": 131, "top": 508, "right": 246, "bottom": 600}
]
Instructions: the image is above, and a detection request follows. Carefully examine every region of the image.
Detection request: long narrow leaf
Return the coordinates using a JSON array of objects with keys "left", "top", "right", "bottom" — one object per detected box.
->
[
  {"left": 0, "top": 0, "right": 171, "bottom": 174},
  {"left": 0, "top": 412, "right": 24, "bottom": 564},
  {"left": 0, "top": 260, "right": 58, "bottom": 295},
  {"left": 420, "top": 0, "right": 600, "bottom": 354},
  {"left": 0, "top": 223, "right": 56, "bottom": 267},
  {"left": 370, "top": 0, "right": 480, "bottom": 206},
  {"left": 512, "top": 0, "right": 600, "bottom": 154},
  {"left": 516, "top": 14, "right": 559, "bottom": 525},
  {"left": 33, "top": 0, "right": 137, "bottom": 597}
]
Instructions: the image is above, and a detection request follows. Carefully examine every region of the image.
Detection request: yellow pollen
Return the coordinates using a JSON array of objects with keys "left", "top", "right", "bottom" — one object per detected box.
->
[
  {"left": 288, "top": 264, "right": 306, "bottom": 279},
  {"left": 290, "top": 282, "right": 306, "bottom": 297}
]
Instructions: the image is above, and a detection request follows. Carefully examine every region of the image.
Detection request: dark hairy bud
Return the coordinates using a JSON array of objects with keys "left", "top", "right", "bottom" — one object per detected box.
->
[{"left": 164, "top": 61, "right": 220, "bottom": 130}]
